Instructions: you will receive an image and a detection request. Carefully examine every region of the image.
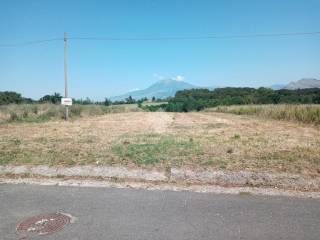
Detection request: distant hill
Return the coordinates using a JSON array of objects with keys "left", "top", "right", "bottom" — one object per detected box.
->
[
  {"left": 284, "top": 78, "right": 320, "bottom": 90},
  {"left": 269, "top": 84, "right": 287, "bottom": 90},
  {"left": 110, "top": 79, "right": 198, "bottom": 101},
  {"left": 110, "top": 78, "right": 320, "bottom": 101}
]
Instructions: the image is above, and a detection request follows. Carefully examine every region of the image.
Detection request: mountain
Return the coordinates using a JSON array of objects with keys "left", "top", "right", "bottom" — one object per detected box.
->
[
  {"left": 284, "top": 78, "right": 320, "bottom": 90},
  {"left": 269, "top": 84, "right": 287, "bottom": 90},
  {"left": 110, "top": 79, "right": 197, "bottom": 101}
]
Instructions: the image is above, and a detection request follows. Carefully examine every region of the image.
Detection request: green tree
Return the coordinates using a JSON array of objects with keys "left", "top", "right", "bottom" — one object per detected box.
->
[
  {"left": 104, "top": 98, "right": 111, "bottom": 106},
  {"left": 39, "top": 92, "right": 62, "bottom": 104},
  {"left": 125, "top": 96, "right": 135, "bottom": 104}
]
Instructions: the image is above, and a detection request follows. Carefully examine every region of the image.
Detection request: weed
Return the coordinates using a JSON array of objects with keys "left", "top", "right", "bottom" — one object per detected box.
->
[
  {"left": 233, "top": 134, "right": 241, "bottom": 139},
  {"left": 35, "top": 137, "right": 48, "bottom": 143},
  {"left": 313, "top": 159, "right": 320, "bottom": 166},
  {"left": 70, "top": 105, "right": 82, "bottom": 116},
  {"left": 31, "top": 105, "right": 38, "bottom": 114},
  {"left": 206, "top": 123, "right": 227, "bottom": 128},
  {"left": 9, "top": 112, "right": 20, "bottom": 121},
  {"left": 22, "top": 110, "right": 28, "bottom": 118},
  {"left": 201, "top": 160, "right": 214, "bottom": 166},
  {"left": 67, "top": 160, "right": 76, "bottom": 166},
  {"left": 12, "top": 138, "right": 21, "bottom": 145},
  {"left": 226, "top": 148, "right": 233, "bottom": 154},
  {"left": 239, "top": 191, "right": 252, "bottom": 196},
  {"left": 0, "top": 156, "right": 12, "bottom": 165},
  {"left": 21, "top": 172, "right": 31, "bottom": 178}
]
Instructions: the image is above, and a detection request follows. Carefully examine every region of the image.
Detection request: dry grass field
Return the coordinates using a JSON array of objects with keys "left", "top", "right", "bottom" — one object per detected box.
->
[
  {"left": 1, "top": 111, "right": 319, "bottom": 176},
  {"left": 208, "top": 104, "right": 320, "bottom": 125},
  {"left": 0, "top": 103, "right": 141, "bottom": 123}
]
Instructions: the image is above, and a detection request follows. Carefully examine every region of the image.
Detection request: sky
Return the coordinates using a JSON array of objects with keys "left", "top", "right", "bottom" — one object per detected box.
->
[{"left": 0, "top": 0, "right": 319, "bottom": 100}]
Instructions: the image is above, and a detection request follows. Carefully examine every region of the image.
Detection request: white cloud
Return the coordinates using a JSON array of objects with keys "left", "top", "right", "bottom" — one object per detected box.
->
[
  {"left": 153, "top": 73, "right": 185, "bottom": 81},
  {"left": 173, "top": 75, "right": 185, "bottom": 81}
]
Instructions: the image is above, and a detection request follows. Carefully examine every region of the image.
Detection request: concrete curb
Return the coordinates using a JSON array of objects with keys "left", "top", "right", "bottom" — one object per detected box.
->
[
  {"left": 1, "top": 165, "right": 320, "bottom": 191},
  {"left": 0, "top": 165, "right": 167, "bottom": 181},
  {"left": 170, "top": 169, "right": 320, "bottom": 190},
  {"left": 1, "top": 177, "right": 320, "bottom": 199}
]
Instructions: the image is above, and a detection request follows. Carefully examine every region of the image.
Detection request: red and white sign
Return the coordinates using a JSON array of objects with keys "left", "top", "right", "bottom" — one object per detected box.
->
[{"left": 61, "top": 98, "right": 73, "bottom": 106}]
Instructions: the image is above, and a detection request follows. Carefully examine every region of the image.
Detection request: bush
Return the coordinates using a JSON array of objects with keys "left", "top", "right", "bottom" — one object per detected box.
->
[
  {"left": 9, "top": 112, "right": 20, "bottom": 121},
  {"left": 0, "top": 91, "right": 33, "bottom": 105},
  {"left": 39, "top": 93, "right": 62, "bottom": 104},
  {"left": 70, "top": 105, "right": 82, "bottom": 117}
]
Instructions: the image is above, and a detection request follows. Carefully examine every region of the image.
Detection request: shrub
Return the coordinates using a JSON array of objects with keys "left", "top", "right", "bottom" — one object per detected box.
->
[
  {"left": 70, "top": 105, "right": 82, "bottom": 117},
  {"left": 9, "top": 112, "right": 20, "bottom": 121}
]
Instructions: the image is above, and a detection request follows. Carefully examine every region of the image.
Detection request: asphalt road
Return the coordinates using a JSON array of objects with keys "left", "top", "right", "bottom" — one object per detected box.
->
[{"left": 1, "top": 184, "right": 320, "bottom": 240}]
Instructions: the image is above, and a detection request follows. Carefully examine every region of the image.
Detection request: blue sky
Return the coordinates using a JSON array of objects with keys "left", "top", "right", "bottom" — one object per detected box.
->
[{"left": 0, "top": 0, "right": 319, "bottom": 100}]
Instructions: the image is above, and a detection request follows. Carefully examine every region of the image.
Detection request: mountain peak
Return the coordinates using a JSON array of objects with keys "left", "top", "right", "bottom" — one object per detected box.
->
[
  {"left": 284, "top": 78, "right": 320, "bottom": 90},
  {"left": 110, "top": 79, "right": 196, "bottom": 101}
]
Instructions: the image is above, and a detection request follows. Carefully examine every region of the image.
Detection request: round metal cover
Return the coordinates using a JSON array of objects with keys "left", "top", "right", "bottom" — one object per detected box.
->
[{"left": 16, "top": 212, "right": 71, "bottom": 236}]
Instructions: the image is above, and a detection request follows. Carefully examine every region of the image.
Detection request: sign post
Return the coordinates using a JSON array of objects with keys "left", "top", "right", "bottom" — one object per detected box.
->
[
  {"left": 64, "top": 32, "right": 69, "bottom": 120},
  {"left": 61, "top": 98, "right": 73, "bottom": 106}
]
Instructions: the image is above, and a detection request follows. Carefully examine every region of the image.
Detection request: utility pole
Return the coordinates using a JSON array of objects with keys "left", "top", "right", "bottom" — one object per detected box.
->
[{"left": 64, "top": 32, "right": 69, "bottom": 120}]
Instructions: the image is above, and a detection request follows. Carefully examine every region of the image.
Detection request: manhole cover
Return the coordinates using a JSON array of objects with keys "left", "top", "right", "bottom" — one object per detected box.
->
[{"left": 16, "top": 212, "right": 72, "bottom": 236}]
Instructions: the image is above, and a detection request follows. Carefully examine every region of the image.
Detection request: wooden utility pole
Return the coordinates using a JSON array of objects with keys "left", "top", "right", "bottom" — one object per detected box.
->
[{"left": 64, "top": 32, "right": 69, "bottom": 120}]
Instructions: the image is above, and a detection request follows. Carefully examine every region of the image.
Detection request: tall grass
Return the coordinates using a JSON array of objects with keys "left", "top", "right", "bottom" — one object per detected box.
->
[
  {"left": 0, "top": 103, "right": 141, "bottom": 124},
  {"left": 208, "top": 104, "right": 320, "bottom": 125}
]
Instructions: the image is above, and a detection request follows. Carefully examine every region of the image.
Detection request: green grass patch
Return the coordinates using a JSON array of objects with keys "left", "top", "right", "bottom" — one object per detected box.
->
[
  {"left": 0, "top": 155, "right": 14, "bottom": 165},
  {"left": 112, "top": 134, "right": 204, "bottom": 166},
  {"left": 142, "top": 101, "right": 168, "bottom": 107},
  {"left": 205, "top": 123, "right": 228, "bottom": 129},
  {"left": 232, "top": 134, "right": 241, "bottom": 139}
]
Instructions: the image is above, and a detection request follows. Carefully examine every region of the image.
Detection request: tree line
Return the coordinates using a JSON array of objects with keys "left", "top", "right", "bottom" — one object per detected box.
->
[
  {"left": 1, "top": 88, "right": 320, "bottom": 112},
  {"left": 0, "top": 91, "right": 33, "bottom": 105},
  {"left": 0, "top": 91, "right": 149, "bottom": 106},
  {"left": 161, "top": 87, "right": 320, "bottom": 112}
]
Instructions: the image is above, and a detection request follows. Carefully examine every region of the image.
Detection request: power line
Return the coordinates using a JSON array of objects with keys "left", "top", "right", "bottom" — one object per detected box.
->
[
  {"left": 0, "top": 38, "right": 62, "bottom": 47},
  {"left": 0, "top": 31, "right": 319, "bottom": 47},
  {"left": 69, "top": 31, "right": 320, "bottom": 41}
]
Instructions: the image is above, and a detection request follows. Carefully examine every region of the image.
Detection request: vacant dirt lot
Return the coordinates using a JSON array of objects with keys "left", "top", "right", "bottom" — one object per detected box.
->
[{"left": 1, "top": 112, "right": 319, "bottom": 175}]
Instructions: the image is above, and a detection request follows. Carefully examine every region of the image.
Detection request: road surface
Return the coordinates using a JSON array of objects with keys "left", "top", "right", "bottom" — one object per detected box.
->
[{"left": 1, "top": 183, "right": 320, "bottom": 239}]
